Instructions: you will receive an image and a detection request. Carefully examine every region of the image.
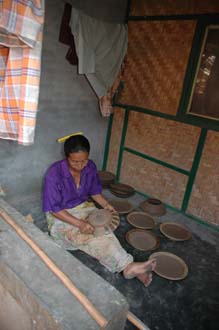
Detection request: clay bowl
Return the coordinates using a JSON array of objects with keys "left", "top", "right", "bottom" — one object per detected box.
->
[{"left": 139, "top": 198, "right": 166, "bottom": 216}]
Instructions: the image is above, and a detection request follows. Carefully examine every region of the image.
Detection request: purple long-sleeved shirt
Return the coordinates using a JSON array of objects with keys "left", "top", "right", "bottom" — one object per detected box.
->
[{"left": 43, "top": 159, "right": 102, "bottom": 212}]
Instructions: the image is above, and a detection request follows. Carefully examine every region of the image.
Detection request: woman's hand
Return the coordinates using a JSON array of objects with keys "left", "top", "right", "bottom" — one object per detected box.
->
[
  {"left": 104, "top": 202, "right": 117, "bottom": 214},
  {"left": 79, "top": 221, "right": 94, "bottom": 234}
]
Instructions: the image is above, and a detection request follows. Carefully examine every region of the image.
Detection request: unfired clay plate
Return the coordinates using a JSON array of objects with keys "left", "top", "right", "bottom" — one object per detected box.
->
[
  {"left": 149, "top": 251, "right": 188, "bottom": 280},
  {"left": 127, "top": 212, "right": 155, "bottom": 229},
  {"left": 160, "top": 222, "right": 192, "bottom": 241},
  {"left": 108, "top": 199, "right": 133, "bottom": 214},
  {"left": 126, "top": 229, "right": 159, "bottom": 251}
]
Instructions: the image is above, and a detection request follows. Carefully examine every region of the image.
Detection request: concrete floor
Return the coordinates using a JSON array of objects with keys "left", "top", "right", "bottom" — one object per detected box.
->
[{"left": 4, "top": 188, "right": 219, "bottom": 330}]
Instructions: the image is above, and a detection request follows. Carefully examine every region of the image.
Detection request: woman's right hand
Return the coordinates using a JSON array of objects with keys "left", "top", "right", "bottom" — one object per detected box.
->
[{"left": 79, "top": 221, "right": 94, "bottom": 234}]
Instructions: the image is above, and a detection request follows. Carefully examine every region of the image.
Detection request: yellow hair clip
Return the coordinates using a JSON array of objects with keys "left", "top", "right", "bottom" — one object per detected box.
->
[{"left": 57, "top": 132, "right": 83, "bottom": 143}]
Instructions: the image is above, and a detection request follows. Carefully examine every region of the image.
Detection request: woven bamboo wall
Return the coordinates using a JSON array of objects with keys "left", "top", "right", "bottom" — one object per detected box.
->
[
  {"left": 107, "top": 108, "right": 124, "bottom": 174},
  {"left": 120, "top": 151, "right": 188, "bottom": 208},
  {"left": 126, "top": 112, "right": 200, "bottom": 170},
  {"left": 130, "top": 0, "right": 219, "bottom": 16},
  {"left": 106, "top": 2, "right": 219, "bottom": 227},
  {"left": 118, "top": 20, "right": 196, "bottom": 114},
  {"left": 187, "top": 131, "right": 219, "bottom": 226}
]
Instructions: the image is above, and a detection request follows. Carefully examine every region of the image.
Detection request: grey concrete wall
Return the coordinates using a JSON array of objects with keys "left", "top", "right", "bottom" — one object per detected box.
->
[
  {"left": 0, "top": 198, "right": 129, "bottom": 330},
  {"left": 0, "top": 0, "right": 108, "bottom": 197}
]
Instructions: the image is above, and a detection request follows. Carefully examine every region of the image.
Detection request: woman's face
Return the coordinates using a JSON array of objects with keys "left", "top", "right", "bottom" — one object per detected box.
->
[{"left": 67, "top": 151, "right": 89, "bottom": 173}]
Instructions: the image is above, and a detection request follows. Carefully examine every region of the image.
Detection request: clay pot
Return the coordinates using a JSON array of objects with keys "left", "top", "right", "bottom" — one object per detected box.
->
[
  {"left": 139, "top": 198, "right": 166, "bottom": 216},
  {"left": 87, "top": 209, "right": 120, "bottom": 236},
  {"left": 88, "top": 209, "right": 112, "bottom": 236}
]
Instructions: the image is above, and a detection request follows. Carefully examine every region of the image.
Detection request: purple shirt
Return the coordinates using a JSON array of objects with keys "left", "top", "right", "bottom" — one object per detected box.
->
[{"left": 43, "top": 159, "right": 102, "bottom": 212}]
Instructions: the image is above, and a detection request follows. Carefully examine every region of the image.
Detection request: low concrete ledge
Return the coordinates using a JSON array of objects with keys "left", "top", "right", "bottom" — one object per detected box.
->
[{"left": 0, "top": 198, "right": 129, "bottom": 330}]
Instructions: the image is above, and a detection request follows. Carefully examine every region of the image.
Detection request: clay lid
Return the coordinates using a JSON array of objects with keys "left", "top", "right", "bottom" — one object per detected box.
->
[
  {"left": 149, "top": 251, "right": 188, "bottom": 280},
  {"left": 108, "top": 199, "right": 133, "bottom": 214},
  {"left": 160, "top": 222, "right": 192, "bottom": 241},
  {"left": 127, "top": 212, "right": 155, "bottom": 229},
  {"left": 139, "top": 198, "right": 166, "bottom": 216},
  {"left": 126, "top": 229, "right": 159, "bottom": 251}
]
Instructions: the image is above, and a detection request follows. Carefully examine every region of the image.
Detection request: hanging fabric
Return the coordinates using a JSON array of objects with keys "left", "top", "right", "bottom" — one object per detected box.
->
[
  {"left": 70, "top": 7, "right": 128, "bottom": 99},
  {"left": 0, "top": 0, "right": 45, "bottom": 145}
]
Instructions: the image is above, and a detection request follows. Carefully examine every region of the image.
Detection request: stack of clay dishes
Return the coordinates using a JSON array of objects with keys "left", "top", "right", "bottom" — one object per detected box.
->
[
  {"left": 98, "top": 171, "right": 115, "bottom": 188},
  {"left": 109, "top": 182, "right": 135, "bottom": 198},
  {"left": 108, "top": 199, "right": 133, "bottom": 214},
  {"left": 88, "top": 209, "right": 120, "bottom": 236},
  {"left": 139, "top": 198, "right": 166, "bottom": 216}
]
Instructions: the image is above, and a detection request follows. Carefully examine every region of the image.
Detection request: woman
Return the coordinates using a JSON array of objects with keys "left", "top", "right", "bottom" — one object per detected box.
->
[{"left": 43, "top": 134, "right": 156, "bottom": 286}]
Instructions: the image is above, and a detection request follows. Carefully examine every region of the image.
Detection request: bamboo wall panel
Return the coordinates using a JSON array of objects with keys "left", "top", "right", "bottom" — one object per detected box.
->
[
  {"left": 187, "top": 131, "right": 219, "bottom": 226},
  {"left": 120, "top": 151, "right": 188, "bottom": 208},
  {"left": 118, "top": 21, "right": 196, "bottom": 114},
  {"left": 106, "top": 108, "right": 124, "bottom": 174},
  {"left": 130, "top": 0, "right": 219, "bottom": 16},
  {"left": 126, "top": 112, "right": 200, "bottom": 170}
]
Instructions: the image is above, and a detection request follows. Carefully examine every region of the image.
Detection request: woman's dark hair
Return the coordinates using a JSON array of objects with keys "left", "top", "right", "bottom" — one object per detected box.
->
[{"left": 64, "top": 135, "right": 90, "bottom": 157}]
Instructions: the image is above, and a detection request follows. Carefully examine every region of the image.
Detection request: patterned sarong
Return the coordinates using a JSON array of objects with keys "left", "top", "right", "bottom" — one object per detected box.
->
[{"left": 46, "top": 201, "right": 133, "bottom": 273}]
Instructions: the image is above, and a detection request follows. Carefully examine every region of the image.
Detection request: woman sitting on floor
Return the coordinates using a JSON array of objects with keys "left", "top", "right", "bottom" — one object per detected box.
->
[{"left": 42, "top": 134, "right": 156, "bottom": 286}]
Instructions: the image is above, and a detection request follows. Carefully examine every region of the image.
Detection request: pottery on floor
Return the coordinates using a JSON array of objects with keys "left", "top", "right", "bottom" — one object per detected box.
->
[
  {"left": 108, "top": 199, "right": 133, "bottom": 214},
  {"left": 127, "top": 211, "right": 155, "bottom": 229},
  {"left": 139, "top": 198, "right": 166, "bottom": 216},
  {"left": 126, "top": 229, "right": 159, "bottom": 251},
  {"left": 160, "top": 222, "right": 192, "bottom": 241},
  {"left": 98, "top": 171, "right": 115, "bottom": 188},
  {"left": 149, "top": 251, "right": 188, "bottom": 280}
]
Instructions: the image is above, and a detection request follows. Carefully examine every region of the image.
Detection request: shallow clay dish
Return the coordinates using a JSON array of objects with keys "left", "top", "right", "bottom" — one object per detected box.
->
[
  {"left": 149, "top": 251, "right": 188, "bottom": 280},
  {"left": 160, "top": 222, "right": 192, "bottom": 241},
  {"left": 127, "top": 212, "right": 155, "bottom": 229},
  {"left": 108, "top": 199, "right": 133, "bottom": 214},
  {"left": 126, "top": 229, "right": 159, "bottom": 251},
  {"left": 139, "top": 198, "right": 166, "bottom": 216}
]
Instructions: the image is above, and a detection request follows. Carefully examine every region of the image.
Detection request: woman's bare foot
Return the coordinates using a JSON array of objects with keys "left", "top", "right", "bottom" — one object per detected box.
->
[
  {"left": 137, "top": 273, "right": 153, "bottom": 287},
  {"left": 123, "top": 259, "right": 156, "bottom": 280}
]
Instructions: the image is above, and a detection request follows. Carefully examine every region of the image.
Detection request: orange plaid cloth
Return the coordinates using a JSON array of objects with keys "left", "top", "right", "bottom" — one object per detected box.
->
[{"left": 0, "top": 0, "right": 44, "bottom": 145}]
